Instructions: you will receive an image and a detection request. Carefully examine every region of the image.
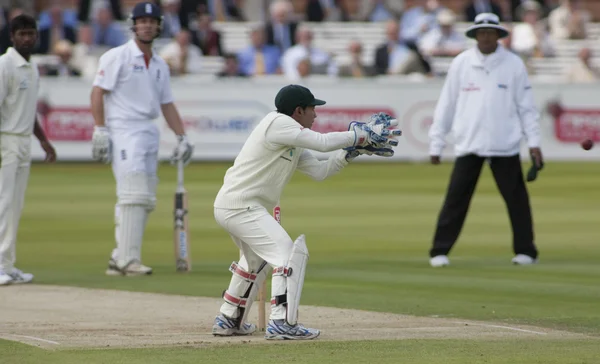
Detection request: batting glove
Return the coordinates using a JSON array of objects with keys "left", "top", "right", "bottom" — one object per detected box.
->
[
  {"left": 170, "top": 135, "right": 194, "bottom": 166},
  {"left": 91, "top": 126, "right": 112, "bottom": 164}
]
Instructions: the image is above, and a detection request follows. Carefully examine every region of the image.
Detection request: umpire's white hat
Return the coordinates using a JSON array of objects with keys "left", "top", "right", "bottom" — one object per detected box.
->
[{"left": 465, "top": 13, "right": 509, "bottom": 39}]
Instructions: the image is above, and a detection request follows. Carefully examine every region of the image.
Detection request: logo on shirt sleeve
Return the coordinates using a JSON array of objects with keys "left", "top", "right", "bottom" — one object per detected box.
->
[{"left": 97, "top": 70, "right": 105, "bottom": 77}]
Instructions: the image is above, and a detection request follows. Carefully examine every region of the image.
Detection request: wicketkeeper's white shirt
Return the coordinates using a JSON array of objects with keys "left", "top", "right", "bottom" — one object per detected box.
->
[
  {"left": 428, "top": 45, "right": 541, "bottom": 157},
  {"left": 214, "top": 111, "right": 356, "bottom": 211},
  {"left": 0, "top": 48, "right": 39, "bottom": 136},
  {"left": 93, "top": 39, "right": 173, "bottom": 122}
]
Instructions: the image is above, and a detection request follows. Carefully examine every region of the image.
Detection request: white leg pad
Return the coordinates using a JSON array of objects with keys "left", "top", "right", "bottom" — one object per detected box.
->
[
  {"left": 220, "top": 261, "right": 268, "bottom": 324},
  {"left": 271, "top": 234, "right": 309, "bottom": 326},
  {"left": 238, "top": 261, "right": 269, "bottom": 327},
  {"left": 118, "top": 205, "right": 146, "bottom": 267}
]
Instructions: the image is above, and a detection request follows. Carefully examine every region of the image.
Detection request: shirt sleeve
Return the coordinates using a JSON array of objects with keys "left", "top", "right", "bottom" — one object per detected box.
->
[
  {"left": 514, "top": 61, "right": 541, "bottom": 148},
  {"left": 93, "top": 51, "right": 121, "bottom": 91},
  {"left": 296, "top": 149, "right": 348, "bottom": 181},
  {"left": 160, "top": 65, "right": 174, "bottom": 105},
  {"left": 0, "top": 61, "right": 10, "bottom": 104},
  {"left": 428, "top": 57, "right": 459, "bottom": 156},
  {"left": 265, "top": 115, "right": 356, "bottom": 152}
]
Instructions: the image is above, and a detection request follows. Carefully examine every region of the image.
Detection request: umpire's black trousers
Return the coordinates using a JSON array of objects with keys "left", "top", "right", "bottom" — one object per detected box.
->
[{"left": 429, "top": 154, "right": 538, "bottom": 259}]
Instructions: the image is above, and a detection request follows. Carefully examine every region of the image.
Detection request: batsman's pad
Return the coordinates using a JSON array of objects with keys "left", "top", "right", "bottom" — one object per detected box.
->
[
  {"left": 222, "top": 260, "right": 269, "bottom": 327},
  {"left": 118, "top": 172, "right": 155, "bottom": 208},
  {"left": 272, "top": 234, "right": 309, "bottom": 326}
]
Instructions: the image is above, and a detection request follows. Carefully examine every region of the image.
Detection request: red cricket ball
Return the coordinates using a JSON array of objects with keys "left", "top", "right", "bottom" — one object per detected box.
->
[{"left": 581, "top": 139, "right": 594, "bottom": 151}]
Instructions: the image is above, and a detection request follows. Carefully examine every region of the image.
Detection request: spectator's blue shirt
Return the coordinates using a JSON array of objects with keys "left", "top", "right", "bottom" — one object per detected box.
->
[
  {"left": 237, "top": 45, "right": 281, "bottom": 75},
  {"left": 37, "top": 9, "right": 78, "bottom": 29},
  {"left": 93, "top": 23, "right": 127, "bottom": 48}
]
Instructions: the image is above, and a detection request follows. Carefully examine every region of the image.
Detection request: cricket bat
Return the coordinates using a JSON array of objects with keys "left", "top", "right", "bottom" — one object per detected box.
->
[{"left": 174, "top": 159, "right": 191, "bottom": 272}]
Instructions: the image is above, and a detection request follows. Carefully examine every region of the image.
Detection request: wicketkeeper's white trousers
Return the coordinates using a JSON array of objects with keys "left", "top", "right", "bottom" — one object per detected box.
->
[
  {"left": 108, "top": 121, "right": 160, "bottom": 266},
  {"left": 214, "top": 206, "right": 294, "bottom": 321},
  {"left": 0, "top": 134, "right": 32, "bottom": 273}
]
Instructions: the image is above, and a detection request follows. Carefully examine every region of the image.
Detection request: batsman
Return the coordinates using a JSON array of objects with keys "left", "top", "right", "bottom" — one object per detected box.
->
[{"left": 212, "top": 84, "right": 401, "bottom": 340}]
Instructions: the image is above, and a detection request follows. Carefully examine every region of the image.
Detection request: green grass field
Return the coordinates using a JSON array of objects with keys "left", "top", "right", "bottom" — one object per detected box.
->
[{"left": 2, "top": 161, "right": 600, "bottom": 363}]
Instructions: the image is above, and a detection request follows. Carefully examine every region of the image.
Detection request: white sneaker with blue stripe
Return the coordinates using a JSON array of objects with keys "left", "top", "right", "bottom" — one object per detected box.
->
[
  {"left": 212, "top": 314, "right": 257, "bottom": 336},
  {"left": 265, "top": 319, "right": 320, "bottom": 340}
]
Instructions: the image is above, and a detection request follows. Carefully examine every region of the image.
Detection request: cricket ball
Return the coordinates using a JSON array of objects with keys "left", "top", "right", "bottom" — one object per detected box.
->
[{"left": 581, "top": 139, "right": 594, "bottom": 151}]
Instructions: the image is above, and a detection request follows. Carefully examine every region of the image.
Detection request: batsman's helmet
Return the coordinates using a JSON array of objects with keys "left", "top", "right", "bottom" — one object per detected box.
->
[{"left": 129, "top": 2, "right": 163, "bottom": 40}]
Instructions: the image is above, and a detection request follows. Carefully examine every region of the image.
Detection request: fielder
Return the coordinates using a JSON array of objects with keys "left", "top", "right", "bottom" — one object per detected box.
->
[
  {"left": 90, "top": 1, "right": 193, "bottom": 276},
  {"left": 0, "top": 15, "right": 57, "bottom": 286},
  {"left": 212, "top": 84, "right": 401, "bottom": 340}
]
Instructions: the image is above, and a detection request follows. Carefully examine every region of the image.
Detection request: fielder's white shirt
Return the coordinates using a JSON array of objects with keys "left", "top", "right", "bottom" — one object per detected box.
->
[
  {"left": 214, "top": 112, "right": 356, "bottom": 211},
  {"left": 0, "top": 48, "right": 39, "bottom": 136},
  {"left": 429, "top": 45, "right": 541, "bottom": 157},
  {"left": 93, "top": 39, "right": 173, "bottom": 122}
]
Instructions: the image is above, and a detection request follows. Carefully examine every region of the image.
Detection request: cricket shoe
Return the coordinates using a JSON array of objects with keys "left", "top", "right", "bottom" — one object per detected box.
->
[
  {"left": 0, "top": 271, "right": 13, "bottom": 285},
  {"left": 430, "top": 255, "right": 450, "bottom": 267},
  {"left": 212, "top": 314, "right": 257, "bottom": 336},
  {"left": 265, "top": 319, "right": 320, "bottom": 340},
  {"left": 105, "top": 258, "right": 153, "bottom": 276},
  {"left": 9, "top": 268, "right": 33, "bottom": 284},
  {"left": 512, "top": 254, "right": 537, "bottom": 265}
]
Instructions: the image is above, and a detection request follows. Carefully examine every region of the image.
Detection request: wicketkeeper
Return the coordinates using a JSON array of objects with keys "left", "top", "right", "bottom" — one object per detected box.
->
[{"left": 212, "top": 84, "right": 401, "bottom": 340}]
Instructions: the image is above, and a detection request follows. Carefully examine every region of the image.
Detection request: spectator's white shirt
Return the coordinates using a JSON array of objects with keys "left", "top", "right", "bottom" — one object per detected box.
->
[
  {"left": 71, "top": 43, "right": 99, "bottom": 81},
  {"left": 429, "top": 45, "right": 540, "bottom": 157},
  {"left": 159, "top": 42, "right": 203, "bottom": 74},
  {"left": 93, "top": 40, "right": 173, "bottom": 123},
  {"left": 548, "top": 5, "right": 590, "bottom": 40},
  {"left": 565, "top": 59, "right": 600, "bottom": 83},
  {"left": 511, "top": 23, "right": 554, "bottom": 57},
  {"left": 0, "top": 48, "right": 39, "bottom": 135},
  {"left": 282, "top": 44, "right": 338, "bottom": 80},
  {"left": 419, "top": 28, "right": 467, "bottom": 56}
]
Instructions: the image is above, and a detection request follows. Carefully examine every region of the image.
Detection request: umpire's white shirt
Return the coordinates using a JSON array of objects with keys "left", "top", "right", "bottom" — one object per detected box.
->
[
  {"left": 429, "top": 45, "right": 541, "bottom": 157},
  {"left": 214, "top": 112, "right": 356, "bottom": 211},
  {"left": 0, "top": 48, "right": 39, "bottom": 136},
  {"left": 93, "top": 39, "right": 173, "bottom": 123}
]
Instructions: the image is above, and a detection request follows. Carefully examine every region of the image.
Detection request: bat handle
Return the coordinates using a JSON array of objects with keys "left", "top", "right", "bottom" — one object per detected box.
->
[{"left": 177, "top": 159, "right": 184, "bottom": 188}]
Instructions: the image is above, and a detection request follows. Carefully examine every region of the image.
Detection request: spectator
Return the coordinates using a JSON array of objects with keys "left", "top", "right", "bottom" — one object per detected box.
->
[
  {"left": 70, "top": 24, "right": 99, "bottom": 80},
  {"left": 364, "top": 0, "right": 401, "bottom": 22},
  {"left": 36, "top": 1, "right": 77, "bottom": 54},
  {"left": 160, "top": 0, "right": 183, "bottom": 38},
  {"left": 511, "top": 1, "right": 554, "bottom": 59},
  {"left": 464, "top": 0, "right": 503, "bottom": 22},
  {"left": 43, "top": 40, "right": 81, "bottom": 77},
  {"left": 237, "top": 25, "right": 281, "bottom": 76},
  {"left": 419, "top": 9, "right": 466, "bottom": 58},
  {"left": 77, "top": 0, "right": 124, "bottom": 23},
  {"left": 217, "top": 53, "right": 248, "bottom": 77},
  {"left": 202, "top": 0, "right": 246, "bottom": 22},
  {"left": 265, "top": 0, "right": 297, "bottom": 53},
  {"left": 510, "top": 0, "right": 549, "bottom": 21},
  {"left": 160, "top": 30, "right": 204, "bottom": 75},
  {"left": 92, "top": 6, "right": 127, "bottom": 48},
  {"left": 374, "top": 20, "right": 430, "bottom": 75},
  {"left": 400, "top": 0, "right": 444, "bottom": 43},
  {"left": 565, "top": 47, "right": 600, "bottom": 83},
  {"left": 548, "top": 0, "right": 589, "bottom": 40},
  {"left": 338, "top": 40, "right": 374, "bottom": 77},
  {"left": 191, "top": 13, "right": 223, "bottom": 56},
  {"left": 281, "top": 25, "right": 337, "bottom": 80},
  {"left": 0, "top": 7, "right": 23, "bottom": 54},
  {"left": 289, "top": 0, "right": 308, "bottom": 21},
  {"left": 328, "top": 0, "right": 364, "bottom": 21},
  {"left": 305, "top": 0, "right": 337, "bottom": 22}
]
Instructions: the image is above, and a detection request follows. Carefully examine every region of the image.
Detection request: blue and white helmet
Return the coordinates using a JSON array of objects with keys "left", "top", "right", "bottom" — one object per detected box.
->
[{"left": 130, "top": 2, "right": 163, "bottom": 38}]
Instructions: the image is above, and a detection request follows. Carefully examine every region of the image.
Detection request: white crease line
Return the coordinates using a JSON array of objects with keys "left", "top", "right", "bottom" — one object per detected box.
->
[
  {"left": 1, "top": 334, "right": 61, "bottom": 345},
  {"left": 452, "top": 322, "right": 547, "bottom": 335}
]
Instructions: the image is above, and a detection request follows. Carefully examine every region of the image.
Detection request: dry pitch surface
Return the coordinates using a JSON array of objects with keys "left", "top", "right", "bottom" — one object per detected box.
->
[{"left": 0, "top": 285, "right": 591, "bottom": 350}]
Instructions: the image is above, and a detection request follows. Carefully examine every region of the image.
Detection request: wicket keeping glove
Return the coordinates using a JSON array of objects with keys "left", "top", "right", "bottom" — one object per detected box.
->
[
  {"left": 349, "top": 121, "right": 402, "bottom": 148},
  {"left": 344, "top": 145, "right": 395, "bottom": 162},
  {"left": 91, "top": 126, "right": 112, "bottom": 164},
  {"left": 170, "top": 135, "right": 194, "bottom": 166}
]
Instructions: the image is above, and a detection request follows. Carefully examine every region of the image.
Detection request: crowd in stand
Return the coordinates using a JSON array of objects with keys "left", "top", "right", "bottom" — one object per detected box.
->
[{"left": 0, "top": 0, "right": 598, "bottom": 82}]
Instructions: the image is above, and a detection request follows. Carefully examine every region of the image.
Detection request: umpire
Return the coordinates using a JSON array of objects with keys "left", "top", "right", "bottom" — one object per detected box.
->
[{"left": 427, "top": 13, "right": 543, "bottom": 267}]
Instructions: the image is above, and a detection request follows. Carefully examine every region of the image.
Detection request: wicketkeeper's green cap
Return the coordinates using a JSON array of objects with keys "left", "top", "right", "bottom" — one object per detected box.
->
[{"left": 275, "top": 84, "right": 326, "bottom": 115}]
